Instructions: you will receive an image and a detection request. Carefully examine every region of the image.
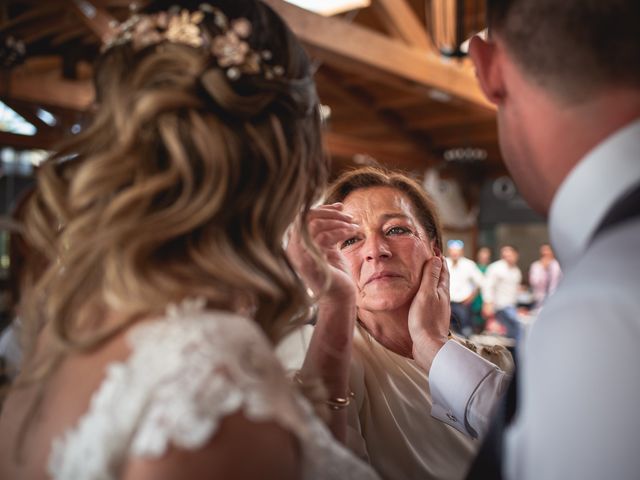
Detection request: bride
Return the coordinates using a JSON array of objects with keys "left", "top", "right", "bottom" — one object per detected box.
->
[{"left": 0, "top": 1, "right": 379, "bottom": 479}]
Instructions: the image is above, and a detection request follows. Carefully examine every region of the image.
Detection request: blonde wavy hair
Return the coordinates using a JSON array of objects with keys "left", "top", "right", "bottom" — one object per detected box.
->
[{"left": 16, "top": 0, "right": 328, "bottom": 389}]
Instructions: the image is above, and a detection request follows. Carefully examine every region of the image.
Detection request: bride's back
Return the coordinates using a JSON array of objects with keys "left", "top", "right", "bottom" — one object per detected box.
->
[
  {"left": 0, "top": 319, "right": 132, "bottom": 478},
  {"left": 0, "top": 1, "right": 333, "bottom": 478}
]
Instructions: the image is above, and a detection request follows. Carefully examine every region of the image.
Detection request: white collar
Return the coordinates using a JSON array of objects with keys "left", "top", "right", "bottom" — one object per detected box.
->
[{"left": 549, "top": 118, "right": 640, "bottom": 269}]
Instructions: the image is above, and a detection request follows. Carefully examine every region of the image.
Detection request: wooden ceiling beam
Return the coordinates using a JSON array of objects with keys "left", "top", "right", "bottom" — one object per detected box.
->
[
  {"left": 0, "top": 4, "right": 60, "bottom": 34},
  {"left": 3, "top": 66, "right": 93, "bottom": 111},
  {"left": 316, "top": 66, "right": 438, "bottom": 167},
  {"left": 371, "top": 0, "right": 435, "bottom": 52},
  {"left": 262, "top": 0, "right": 493, "bottom": 110},
  {"left": 430, "top": 127, "right": 498, "bottom": 147},
  {"left": 23, "top": 20, "right": 71, "bottom": 44},
  {"left": 66, "top": 0, "right": 116, "bottom": 42},
  {"left": 51, "top": 26, "right": 87, "bottom": 46},
  {"left": 0, "top": 130, "right": 60, "bottom": 150},
  {"left": 407, "top": 111, "right": 495, "bottom": 130},
  {"left": 325, "top": 131, "right": 434, "bottom": 171}
]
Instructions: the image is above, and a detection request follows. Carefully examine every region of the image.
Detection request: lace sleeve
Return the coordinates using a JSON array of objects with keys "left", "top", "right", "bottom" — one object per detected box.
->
[
  {"left": 128, "top": 303, "right": 301, "bottom": 457},
  {"left": 49, "top": 300, "right": 380, "bottom": 480},
  {"left": 48, "top": 301, "right": 300, "bottom": 478}
]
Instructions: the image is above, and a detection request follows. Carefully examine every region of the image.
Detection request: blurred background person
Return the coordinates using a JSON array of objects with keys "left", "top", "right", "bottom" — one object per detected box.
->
[
  {"left": 528, "top": 243, "right": 562, "bottom": 310},
  {"left": 471, "top": 247, "right": 491, "bottom": 334},
  {"left": 482, "top": 245, "right": 522, "bottom": 341},
  {"left": 446, "top": 240, "right": 484, "bottom": 338}
]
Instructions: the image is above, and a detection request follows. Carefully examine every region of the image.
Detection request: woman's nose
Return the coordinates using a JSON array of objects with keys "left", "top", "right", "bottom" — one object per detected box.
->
[{"left": 363, "top": 234, "right": 392, "bottom": 261}]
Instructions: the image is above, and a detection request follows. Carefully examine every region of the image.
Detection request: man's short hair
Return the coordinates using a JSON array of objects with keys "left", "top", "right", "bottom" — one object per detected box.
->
[{"left": 487, "top": 0, "right": 640, "bottom": 101}]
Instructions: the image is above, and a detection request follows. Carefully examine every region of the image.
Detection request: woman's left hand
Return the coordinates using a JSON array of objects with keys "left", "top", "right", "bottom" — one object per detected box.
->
[{"left": 407, "top": 251, "right": 451, "bottom": 373}]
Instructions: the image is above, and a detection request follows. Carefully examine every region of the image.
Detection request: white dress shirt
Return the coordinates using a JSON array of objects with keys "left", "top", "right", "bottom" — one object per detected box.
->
[
  {"left": 481, "top": 259, "right": 521, "bottom": 310},
  {"left": 429, "top": 119, "right": 640, "bottom": 480},
  {"left": 503, "top": 118, "right": 640, "bottom": 479},
  {"left": 446, "top": 257, "right": 484, "bottom": 303}
]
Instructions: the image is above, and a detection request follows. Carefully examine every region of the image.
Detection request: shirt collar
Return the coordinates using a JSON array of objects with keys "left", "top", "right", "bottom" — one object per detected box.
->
[{"left": 549, "top": 118, "right": 640, "bottom": 269}]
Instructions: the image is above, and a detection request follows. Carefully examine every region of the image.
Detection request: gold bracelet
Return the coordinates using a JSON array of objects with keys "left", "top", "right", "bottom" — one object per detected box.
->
[{"left": 326, "top": 391, "right": 355, "bottom": 411}]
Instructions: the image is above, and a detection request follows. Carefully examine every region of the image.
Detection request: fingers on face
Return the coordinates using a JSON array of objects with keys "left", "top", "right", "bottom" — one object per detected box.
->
[
  {"left": 429, "top": 255, "right": 442, "bottom": 284},
  {"left": 309, "top": 217, "right": 358, "bottom": 249},
  {"left": 420, "top": 253, "right": 448, "bottom": 297},
  {"left": 438, "top": 254, "right": 450, "bottom": 292},
  {"left": 314, "top": 227, "right": 357, "bottom": 249},
  {"left": 309, "top": 203, "right": 353, "bottom": 221}
]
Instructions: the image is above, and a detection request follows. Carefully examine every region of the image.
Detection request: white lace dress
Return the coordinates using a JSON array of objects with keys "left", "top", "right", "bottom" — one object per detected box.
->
[{"left": 48, "top": 299, "right": 380, "bottom": 480}]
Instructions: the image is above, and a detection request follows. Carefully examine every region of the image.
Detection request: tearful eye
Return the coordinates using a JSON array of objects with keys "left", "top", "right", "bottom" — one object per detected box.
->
[
  {"left": 386, "top": 226, "right": 411, "bottom": 236},
  {"left": 340, "top": 237, "right": 358, "bottom": 249}
]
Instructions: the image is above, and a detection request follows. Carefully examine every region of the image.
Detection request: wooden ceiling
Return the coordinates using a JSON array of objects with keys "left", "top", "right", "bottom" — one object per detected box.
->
[{"left": 0, "top": 0, "right": 504, "bottom": 193}]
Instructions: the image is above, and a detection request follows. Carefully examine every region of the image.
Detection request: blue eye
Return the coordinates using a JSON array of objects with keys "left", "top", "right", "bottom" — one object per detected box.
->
[
  {"left": 386, "top": 226, "right": 410, "bottom": 236},
  {"left": 340, "top": 237, "right": 359, "bottom": 249}
]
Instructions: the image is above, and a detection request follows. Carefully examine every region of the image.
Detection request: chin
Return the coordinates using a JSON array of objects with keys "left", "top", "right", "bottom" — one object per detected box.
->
[{"left": 358, "top": 293, "right": 412, "bottom": 313}]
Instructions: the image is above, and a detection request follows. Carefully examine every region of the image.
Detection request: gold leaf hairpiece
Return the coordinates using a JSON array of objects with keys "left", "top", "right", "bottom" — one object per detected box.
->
[{"left": 103, "top": 4, "right": 284, "bottom": 81}]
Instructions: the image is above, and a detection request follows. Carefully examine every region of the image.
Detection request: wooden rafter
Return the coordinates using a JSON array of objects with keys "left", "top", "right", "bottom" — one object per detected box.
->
[
  {"left": 3, "top": 61, "right": 94, "bottom": 110},
  {"left": 325, "top": 131, "right": 432, "bottom": 171},
  {"left": 371, "top": 0, "right": 435, "bottom": 52},
  {"left": 262, "top": 0, "right": 492, "bottom": 110},
  {"left": 0, "top": 130, "right": 60, "bottom": 150},
  {"left": 51, "top": 26, "right": 87, "bottom": 46},
  {"left": 0, "top": 4, "right": 59, "bottom": 34},
  {"left": 317, "top": 66, "right": 436, "bottom": 170},
  {"left": 66, "top": 0, "right": 116, "bottom": 43}
]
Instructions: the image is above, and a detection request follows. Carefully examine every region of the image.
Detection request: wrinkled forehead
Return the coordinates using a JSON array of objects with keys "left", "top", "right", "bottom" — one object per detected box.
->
[{"left": 342, "top": 186, "right": 419, "bottom": 225}]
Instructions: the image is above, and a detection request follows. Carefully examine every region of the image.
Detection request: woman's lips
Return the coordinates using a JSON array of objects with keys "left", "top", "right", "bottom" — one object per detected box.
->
[{"left": 365, "top": 272, "right": 403, "bottom": 286}]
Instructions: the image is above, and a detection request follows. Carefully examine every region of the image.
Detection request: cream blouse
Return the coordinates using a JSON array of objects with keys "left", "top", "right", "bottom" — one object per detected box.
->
[{"left": 278, "top": 324, "right": 512, "bottom": 480}]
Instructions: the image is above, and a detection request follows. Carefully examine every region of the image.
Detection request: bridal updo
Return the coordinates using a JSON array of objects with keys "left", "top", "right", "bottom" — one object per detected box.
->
[{"left": 19, "top": 0, "right": 328, "bottom": 369}]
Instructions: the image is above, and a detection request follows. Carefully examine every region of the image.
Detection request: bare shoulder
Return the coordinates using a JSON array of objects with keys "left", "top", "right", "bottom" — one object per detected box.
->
[{"left": 121, "top": 411, "right": 301, "bottom": 480}]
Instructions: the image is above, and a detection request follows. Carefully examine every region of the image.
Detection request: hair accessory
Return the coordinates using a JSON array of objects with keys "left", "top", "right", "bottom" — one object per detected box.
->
[{"left": 102, "top": 4, "right": 284, "bottom": 81}]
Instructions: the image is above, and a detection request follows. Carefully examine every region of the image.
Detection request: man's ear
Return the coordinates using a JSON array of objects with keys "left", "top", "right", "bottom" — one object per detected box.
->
[{"left": 469, "top": 35, "right": 505, "bottom": 104}]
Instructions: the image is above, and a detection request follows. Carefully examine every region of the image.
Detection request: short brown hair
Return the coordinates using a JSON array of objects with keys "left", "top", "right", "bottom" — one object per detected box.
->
[
  {"left": 325, "top": 167, "right": 443, "bottom": 251},
  {"left": 488, "top": 0, "right": 640, "bottom": 101}
]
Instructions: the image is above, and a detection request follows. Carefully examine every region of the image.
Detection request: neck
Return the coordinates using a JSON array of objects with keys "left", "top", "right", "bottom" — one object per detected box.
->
[
  {"left": 510, "top": 82, "right": 640, "bottom": 214},
  {"left": 357, "top": 307, "right": 413, "bottom": 358}
]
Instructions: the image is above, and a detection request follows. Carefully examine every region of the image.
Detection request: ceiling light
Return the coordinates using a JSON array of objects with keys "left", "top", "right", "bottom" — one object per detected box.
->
[
  {"left": 37, "top": 108, "right": 57, "bottom": 127},
  {"left": 0, "top": 101, "right": 36, "bottom": 136},
  {"left": 443, "top": 147, "right": 488, "bottom": 162},
  {"left": 284, "top": 0, "right": 370, "bottom": 17}
]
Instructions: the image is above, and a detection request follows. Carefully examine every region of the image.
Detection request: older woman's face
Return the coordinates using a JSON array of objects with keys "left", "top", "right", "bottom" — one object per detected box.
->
[{"left": 340, "top": 186, "right": 435, "bottom": 313}]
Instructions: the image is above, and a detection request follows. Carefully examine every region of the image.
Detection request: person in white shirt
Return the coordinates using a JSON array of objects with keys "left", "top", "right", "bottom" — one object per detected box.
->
[
  {"left": 466, "top": 0, "right": 640, "bottom": 478},
  {"left": 446, "top": 240, "right": 484, "bottom": 338},
  {"left": 482, "top": 245, "right": 522, "bottom": 341}
]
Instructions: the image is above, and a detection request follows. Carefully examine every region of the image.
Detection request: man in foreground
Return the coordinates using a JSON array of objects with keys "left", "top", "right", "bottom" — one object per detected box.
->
[{"left": 468, "top": 0, "right": 640, "bottom": 478}]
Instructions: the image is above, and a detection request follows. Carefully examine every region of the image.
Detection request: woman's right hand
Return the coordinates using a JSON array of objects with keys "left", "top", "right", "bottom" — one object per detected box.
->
[
  {"left": 289, "top": 205, "right": 359, "bottom": 443},
  {"left": 286, "top": 203, "right": 358, "bottom": 303}
]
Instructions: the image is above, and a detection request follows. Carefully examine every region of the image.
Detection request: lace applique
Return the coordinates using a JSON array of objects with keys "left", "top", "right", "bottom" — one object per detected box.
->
[{"left": 48, "top": 299, "right": 379, "bottom": 480}]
